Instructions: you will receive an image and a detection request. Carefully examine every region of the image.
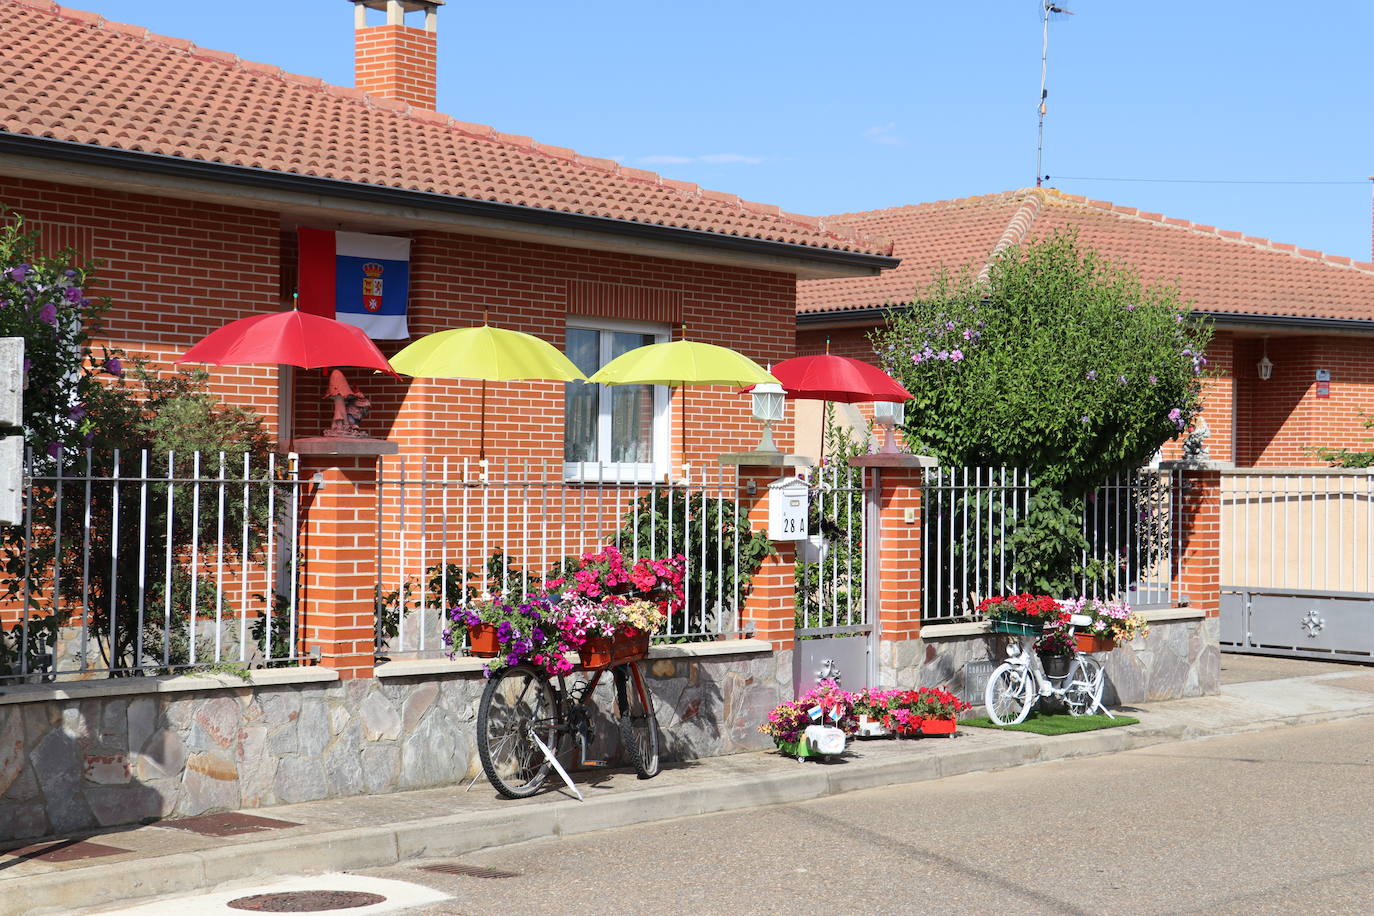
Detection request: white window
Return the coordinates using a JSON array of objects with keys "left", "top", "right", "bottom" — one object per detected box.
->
[{"left": 563, "top": 318, "right": 669, "bottom": 482}]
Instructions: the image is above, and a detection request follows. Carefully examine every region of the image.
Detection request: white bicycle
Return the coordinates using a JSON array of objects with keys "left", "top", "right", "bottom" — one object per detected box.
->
[{"left": 984, "top": 614, "right": 1111, "bottom": 725}]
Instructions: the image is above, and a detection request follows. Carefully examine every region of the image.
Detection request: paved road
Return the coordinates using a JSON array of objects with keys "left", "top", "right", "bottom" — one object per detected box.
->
[{"left": 372, "top": 715, "right": 1374, "bottom": 915}]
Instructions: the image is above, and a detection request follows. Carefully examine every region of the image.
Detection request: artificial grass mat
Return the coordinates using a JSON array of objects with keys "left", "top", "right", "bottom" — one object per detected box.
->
[{"left": 961, "top": 712, "right": 1139, "bottom": 735}]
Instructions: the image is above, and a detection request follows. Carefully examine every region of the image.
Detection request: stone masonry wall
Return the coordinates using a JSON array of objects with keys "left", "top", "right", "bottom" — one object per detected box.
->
[
  {"left": 0, "top": 648, "right": 786, "bottom": 842},
  {"left": 880, "top": 615, "right": 1220, "bottom": 707}
]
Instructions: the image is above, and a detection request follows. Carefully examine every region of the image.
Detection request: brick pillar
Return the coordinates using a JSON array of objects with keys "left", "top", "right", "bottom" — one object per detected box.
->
[
  {"left": 728, "top": 461, "right": 796, "bottom": 651},
  {"left": 295, "top": 442, "right": 394, "bottom": 679},
  {"left": 1164, "top": 462, "right": 1224, "bottom": 618},
  {"left": 850, "top": 455, "right": 934, "bottom": 648}
]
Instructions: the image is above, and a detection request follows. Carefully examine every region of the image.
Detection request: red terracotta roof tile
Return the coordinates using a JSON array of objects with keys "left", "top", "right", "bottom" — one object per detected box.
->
[
  {"left": 798, "top": 187, "right": 1374, "bottom": 324},
  {"left": 0, "top": 1, "right": 891, "bottom": 257}
]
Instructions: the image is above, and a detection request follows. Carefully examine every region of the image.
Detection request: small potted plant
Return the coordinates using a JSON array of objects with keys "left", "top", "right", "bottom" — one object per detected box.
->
[
  {"left": 444, "top": 593, "right": 563, "bottom": 676},
  {"left": 852, "top": 688, "right": 898, "bottom": 737},
  {"left": 978, "top": 594, "right": 1066, "bottom": 635},
  {"left": 908, "top": 686, "right": 971, "bottom": 736},
  {"left": 1034, "top": 619, "right": 1077, "bottom": 679},
  {"left": 1062, "top": 597, "right": 1151, "bottom": 652}
]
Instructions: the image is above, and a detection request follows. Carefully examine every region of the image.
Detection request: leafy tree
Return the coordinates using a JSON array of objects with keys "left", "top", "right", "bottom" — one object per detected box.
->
[{"left": 873, "top": 230, "right": 1211, "bottom": 596}]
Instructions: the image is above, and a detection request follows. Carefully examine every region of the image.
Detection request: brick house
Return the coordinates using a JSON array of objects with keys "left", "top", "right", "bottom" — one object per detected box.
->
[
  {"left": 796, "top": 187, "right": 1374, "bottom": 467},
  {"left": 0, "top": 0, "right": 897, "bottom": 467},
  {"left": 0, "top": 0, "right": 900, "bottom": 667}
]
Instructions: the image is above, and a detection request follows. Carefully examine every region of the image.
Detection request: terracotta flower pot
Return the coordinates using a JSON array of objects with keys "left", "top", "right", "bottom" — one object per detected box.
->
[
  {"left": 577, "top": 629, "right": 651, "bottom": 670},
  {"left": 467, "top": 622, "right": 499, "bottom": 658},
  {"left": 1075, "top": 632, "right": 1117, "bottom": 653}
]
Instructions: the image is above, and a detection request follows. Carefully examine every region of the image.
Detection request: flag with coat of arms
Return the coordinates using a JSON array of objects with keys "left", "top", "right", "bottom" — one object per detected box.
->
[{"left": 296, "top": 227, "right": 410, "bottom": 339}]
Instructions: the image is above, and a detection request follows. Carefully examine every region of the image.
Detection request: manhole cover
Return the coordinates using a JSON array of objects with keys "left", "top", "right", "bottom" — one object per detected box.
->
[
  {"left": 418, "top": 863, "right": 520, "bottom": 879},
  {"left": 226, "top": 890, "right": 386, "bottom": 912}
]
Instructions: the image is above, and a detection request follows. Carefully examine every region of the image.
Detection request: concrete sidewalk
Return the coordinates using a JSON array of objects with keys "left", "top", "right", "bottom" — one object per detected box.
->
[{"left": 8, "top": 666, "right": 1374, "bottom": 916}]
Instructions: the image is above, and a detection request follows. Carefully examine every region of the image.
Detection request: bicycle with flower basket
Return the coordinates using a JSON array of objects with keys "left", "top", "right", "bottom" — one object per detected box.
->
[
  {"left": 448, "top": 548, "right": 684, "bottom": 799},
  {"left": 979, "top": 595, "right": 1109, "bottom": 725}
]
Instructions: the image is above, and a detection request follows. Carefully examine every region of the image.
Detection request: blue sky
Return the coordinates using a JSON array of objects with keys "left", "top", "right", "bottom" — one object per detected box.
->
[{"left": 69, "top": 0, "right": 1374, "bottom": 261}]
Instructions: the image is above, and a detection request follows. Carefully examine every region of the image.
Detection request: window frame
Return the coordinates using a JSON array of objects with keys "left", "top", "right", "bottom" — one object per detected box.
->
[{"left": 563, "top": 316, "right": 671, "bottom": 483}]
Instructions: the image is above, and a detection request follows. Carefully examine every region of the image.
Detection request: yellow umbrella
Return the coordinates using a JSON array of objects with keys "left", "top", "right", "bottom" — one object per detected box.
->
[
  {"left": 586, "top": 339, "right": 778, "bottom": 468},
  {"left": 391, "top": 323, "right": 586, "bottom": 460}
]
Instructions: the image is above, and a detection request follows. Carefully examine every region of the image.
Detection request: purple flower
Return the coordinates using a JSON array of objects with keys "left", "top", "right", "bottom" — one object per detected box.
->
[
  {"left": 912, "top": 353, "right": 924, "bottom": 365},
  {"left": 531, "top": 627, "right": 545, "bottom": 642},
  {"left": 505, "top": 653, "right": 521, "bottom": 667},
  {"left": 1117, "top": 375, "right": 1128, "bottom": 385},
  {"left": 63, "top": 287, "right": 83, "bottom": 304},
  {"left": 1168, "top": 407, "right": 1184, "bottom": 429},
  {"left": 937, "top": 349, "right": 949, "bottom": 361},
  {"left": 1080, "top": 415, "right": 1090, "bottom": 424},
  {"left": 1126, "top": 304, "right": 1136, "bottom": 311},
  {"left": 104, "top": 357, "right": 123, "bottom": 377},
  {"left": 38, "top": 303, "right": 57, "bottom": 325},
  {"left": 945, "top": 321, "right": 956, "bottom": 330},
  {"left": 1175, "top": 314, "right": 1184, "bottom": 323},
  {"left": 68, "top": 403, "right": 86, "bottom": 421},
  {"left": 963, "top": 329, "right": 974, "bottom": 340},
  {"left": 45, "top": 442, "right": 60, "bottom": 460},
  {"left": 951, "top": 349, "right": 964, "bottom": 362},
  {"left": 84, "top": 432, "right": 94, "bottom": 447},
  {"left": 22, "top": 358, "right": 30, "bottom": 375},
  {"left": 4, "top": 265, "right": 29, "bottom": 283},
  {"left": 496, "top": 620, "right": 514, "bottom": 642},
  {"left": 921, "top": 347, "right": 934, "bottom": 360},
  {"left": 64, "top": 269, "right": 77, "bottom": 279},
  {"left": 1086, "top": 370, "right": 1097, "bottom": 381},
  {"left": 1148, "top": 375, "right": 1157, "bottom": 385},
  {"left": 0, "top": 300, "right": 9, "bottom": 309}
]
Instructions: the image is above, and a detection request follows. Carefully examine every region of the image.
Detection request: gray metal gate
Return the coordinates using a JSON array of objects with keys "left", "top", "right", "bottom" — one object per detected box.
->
[
  {"left": 1220, "top": 469, "right": 1374, "bottom": 661},
  {"left": 793, "top": 465, "right": 874, "bottom": 695}
]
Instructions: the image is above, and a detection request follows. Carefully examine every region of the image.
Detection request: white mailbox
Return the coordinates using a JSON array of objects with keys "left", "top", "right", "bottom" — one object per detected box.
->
[{"left": 767, "top": 476, "right": 809, "bottom": 541}]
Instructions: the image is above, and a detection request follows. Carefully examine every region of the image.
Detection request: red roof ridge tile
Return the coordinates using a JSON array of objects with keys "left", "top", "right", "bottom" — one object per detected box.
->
[
  {"left": 6, "top": 0, "right": 890, "bottom": 256},
  {"left": 1036, "top": 187, "right": 1374, "bottom": 277},
  {"left": 825, "top": 189, "right": 1033, "bottom": 225}
]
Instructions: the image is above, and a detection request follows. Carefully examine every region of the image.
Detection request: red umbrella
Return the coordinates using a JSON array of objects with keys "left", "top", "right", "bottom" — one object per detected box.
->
[
  {"left": 769, "top": 354, "right": 911, "bottom": 403},
  {"left": 176, "top": 310, "right": 394, "bottom": 374},
  {"left": 748, "top": 353, "right": 911, "bottom": 464}
]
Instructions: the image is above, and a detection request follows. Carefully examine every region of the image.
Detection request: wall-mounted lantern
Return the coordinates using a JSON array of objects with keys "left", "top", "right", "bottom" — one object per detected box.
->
[
  {"left": 1257, "top": 338, "right": 1274, "bottom": 381},
  {"left": 751, "top": 382, "right": 786, "bottom": 452}
]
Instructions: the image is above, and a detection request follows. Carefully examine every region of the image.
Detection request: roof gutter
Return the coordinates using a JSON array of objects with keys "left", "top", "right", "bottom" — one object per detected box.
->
[
  {"left": 798, "top": 303, "right": 1374, "bottom": 335},
  {"left": 0, "top": 132, "right": 901, "bottom": 273}
]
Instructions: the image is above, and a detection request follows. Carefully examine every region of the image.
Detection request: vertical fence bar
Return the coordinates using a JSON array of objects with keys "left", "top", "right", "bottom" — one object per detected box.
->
[
  {"left": 80, "top": 449, "right": 93, "bottom": 672},
  {"left": 161, "top": 451, "right": 174, "bottom": 668},
  {"left": 188, "top": 451, "right": 201, "bottom": 665}
]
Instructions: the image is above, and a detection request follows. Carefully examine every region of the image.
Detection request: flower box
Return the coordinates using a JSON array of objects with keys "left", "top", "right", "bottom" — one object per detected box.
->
[
  {"left": 917, "top": 718, "right": 957, "bottom": 737},
  {"left": 855, "top": 714, "right": 891, "bottom": 738},
  {"left": 1075, "top": 633, "right": 1117, "bottom": 653},
  {"left": 578, "top": 628, "right": 650, "bottom": 670},
  {"left": 989, "top": 618, "right": 1042, "bottom": 636},
  {"left": 467, "top": 622, "right": 500, "bottom": 658}
]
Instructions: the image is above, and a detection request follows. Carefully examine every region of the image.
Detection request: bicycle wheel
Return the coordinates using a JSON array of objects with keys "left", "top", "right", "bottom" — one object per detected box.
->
[
  {"left": 477, "top": 664, "right": 558, "bottom": 799},
  {"left": 985, "top": 662, "right": 1034, "bottom": 725},
  {"left": 1065, "top": 655, "right": 1105, "bottom": 717},
  {"left": 617, "top": 661, "right": 661, "bottom": 779}
]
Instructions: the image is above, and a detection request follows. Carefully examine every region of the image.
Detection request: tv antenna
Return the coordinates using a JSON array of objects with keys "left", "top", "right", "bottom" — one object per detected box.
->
[{"left": 1036, "top": 3, "right": 1074, "bottom": 187}]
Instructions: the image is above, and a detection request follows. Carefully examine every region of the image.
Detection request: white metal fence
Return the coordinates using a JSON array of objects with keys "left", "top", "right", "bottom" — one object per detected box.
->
[
  {"left": 921, "top": 467, "right": 1180, "bottom": 622},
  {"left": 375, "top": 458, "right": 754, "bottom": 657},
  {"left": 0, "top": 449, "right": 306, "bottom": 683}
]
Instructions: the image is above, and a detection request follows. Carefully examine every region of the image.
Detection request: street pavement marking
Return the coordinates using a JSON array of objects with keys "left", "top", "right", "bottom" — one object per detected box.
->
[{"left": 84, "top": 872, "right": 450, "bottom": 915}]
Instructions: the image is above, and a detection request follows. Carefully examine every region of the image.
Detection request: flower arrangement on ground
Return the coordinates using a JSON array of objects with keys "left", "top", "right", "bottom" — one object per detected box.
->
[
  {"left": 852, "top": 687, "right": 901, "bottom": 737},
  {"left": 759, "top": 680, "right": 857, "bottom": 749},
  {"left": 978, "top": 593, "right": 1068, "bottom": 628},
  {"left": 883, "top": 687, "right": 972, "bottom": 736}
]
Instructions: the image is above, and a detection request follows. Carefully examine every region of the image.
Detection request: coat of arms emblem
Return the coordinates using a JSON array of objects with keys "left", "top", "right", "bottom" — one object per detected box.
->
[{"left": 362, "top": 261, "right": 384, "bottom": 312}]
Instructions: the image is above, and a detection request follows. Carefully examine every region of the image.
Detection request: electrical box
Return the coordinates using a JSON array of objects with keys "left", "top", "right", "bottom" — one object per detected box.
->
[{"left": 767, "top": 476, "right": 809, "bottom": 541}]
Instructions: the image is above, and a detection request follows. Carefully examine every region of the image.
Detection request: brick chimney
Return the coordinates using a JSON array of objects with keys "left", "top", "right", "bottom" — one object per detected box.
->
[{"left": 351, "top": 0, "right": 443, "bottom": 111}]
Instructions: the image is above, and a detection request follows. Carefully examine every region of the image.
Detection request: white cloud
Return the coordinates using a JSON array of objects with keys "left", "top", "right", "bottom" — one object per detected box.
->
[
  {"left": 637, "top": 153, "right": 764, "bottom": 166},
  {"left": 863, "top": 123, "right": 905, "bottom": 146}
]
